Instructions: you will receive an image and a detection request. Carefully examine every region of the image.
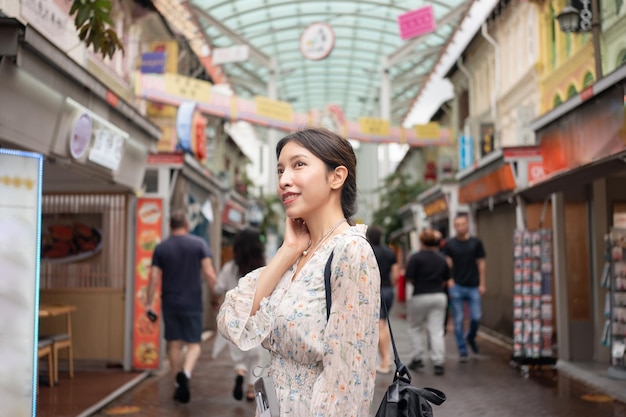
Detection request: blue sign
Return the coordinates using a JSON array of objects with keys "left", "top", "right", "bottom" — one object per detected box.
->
[
  {"left": 140, "top": 52, "right": 166, "bottom": 74},
  {"left": 176, "top": 102, "right": 196, "bottom": 154},
  {"left": 458, "top": 136, "right": 474, "bottom": 170}
]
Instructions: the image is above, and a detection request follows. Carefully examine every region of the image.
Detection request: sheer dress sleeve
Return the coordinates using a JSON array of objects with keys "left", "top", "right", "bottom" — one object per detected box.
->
[{"left": 217, "top": 266, "right": 288, "bottom": 351}]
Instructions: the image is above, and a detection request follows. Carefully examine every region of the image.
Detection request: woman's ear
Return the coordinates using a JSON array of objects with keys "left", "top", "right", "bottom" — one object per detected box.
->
[{"left": 330, "top": 166, "right": 348, "bottom": 190}]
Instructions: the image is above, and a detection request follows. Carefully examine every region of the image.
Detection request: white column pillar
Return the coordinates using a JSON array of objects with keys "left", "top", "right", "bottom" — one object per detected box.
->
[
  {"left": 551, "top": 192, "right": 570, "bottom": 360},
  {"left": 380, "top": 62, "right": 391, "bottom": 179},
  {"left": 266, "top": 58, "right": 279, "bottom": 194}
]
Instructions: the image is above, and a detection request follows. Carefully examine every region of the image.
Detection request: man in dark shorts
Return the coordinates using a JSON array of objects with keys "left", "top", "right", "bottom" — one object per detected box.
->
[
  {"left": 366, "top": 225, "right": 399, "bottom": 374},
  {"left": 146, "top": 210, "right": 216, "bottom": 403},
  {"left": 442, "top": 214, "right": 486, "bottom": 362}
]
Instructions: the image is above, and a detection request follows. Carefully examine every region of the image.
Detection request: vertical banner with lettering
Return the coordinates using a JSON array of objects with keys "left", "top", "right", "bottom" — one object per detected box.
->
[
  {"left": 132, "top": 198, "right": 163, "bottom": 370},
  {"left": 0, "top": 149, "right": 43, "bottom": 417}
]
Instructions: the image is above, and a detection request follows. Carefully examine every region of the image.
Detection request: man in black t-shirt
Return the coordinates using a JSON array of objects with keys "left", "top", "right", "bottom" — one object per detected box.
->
[
  {"left": 146, "top": 210, "right": 216, "bottom": 403},
  {"left": 442, "top": 214, "right": 486, "bottom": 362}
]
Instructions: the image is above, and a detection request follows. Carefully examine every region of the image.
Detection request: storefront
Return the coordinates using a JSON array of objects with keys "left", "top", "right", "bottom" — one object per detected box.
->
[
  {"left": 144, "top": 152, "right": 224, "bottom": 331},
  {"left": 0, "top": 18, "right": 160, "bottom": 406},
  {"left": 457, "top": 147, "right": 544, "bottom": 338},
  {"left": 417, "top": 182, "right": 467, "bottom": 241},
  {"left": 518, "top": 66, "right": 626, "bottom": 377}
]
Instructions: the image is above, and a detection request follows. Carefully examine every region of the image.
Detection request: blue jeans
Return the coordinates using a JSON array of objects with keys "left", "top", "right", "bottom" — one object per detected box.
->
[{"left": 448, "top": 284, "right": 482, "bottom": 355}]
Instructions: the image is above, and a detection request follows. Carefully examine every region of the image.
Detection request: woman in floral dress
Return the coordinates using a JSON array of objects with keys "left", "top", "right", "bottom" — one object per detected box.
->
[{"left": 218, "top": 127, "right": 380, "bottom": 416}]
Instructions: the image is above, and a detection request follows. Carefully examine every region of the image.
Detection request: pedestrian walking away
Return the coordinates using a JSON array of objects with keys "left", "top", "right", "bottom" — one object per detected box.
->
[
  {"left": 213, "top": 228, "right": 270, "bottom": 402},
  {"left": 218, "top": 127, "right": 381, "bottom": 417},
  {"left": 404, "top": 229, "right": 449, "bottom": 376},
  {"left": 366, "top": 225, "right": 399, "bottom": 375},
  {"left": 145, "top": 210, "right": 217, "bottom": 404},
  {"left": 442, "top": 214, "right": 486, "bottom": 362}
]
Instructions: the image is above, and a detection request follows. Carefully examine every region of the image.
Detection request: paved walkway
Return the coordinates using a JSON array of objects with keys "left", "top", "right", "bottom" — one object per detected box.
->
[{"left": 93, "top": 306, "right": 626, "bottom": 417}]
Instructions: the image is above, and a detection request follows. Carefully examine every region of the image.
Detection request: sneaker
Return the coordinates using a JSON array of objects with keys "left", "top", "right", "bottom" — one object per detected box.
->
[
  {"left": 459, "top": 354, "right": 468, "bottom": 363},
  {"left": 408, "top": 359, "right": 424, "bottom": 371},
  {"left": 466, "top": 337, "right": 479, "bottom": 354},
  {"left": 233, "top": 375, "right": 244, "bottom": 400},
  {"left": 174, "top": 372, "right": 190, "bottom": 403},
  {"left": 434, "top": 365, "right": 445, "bottom": 376}
]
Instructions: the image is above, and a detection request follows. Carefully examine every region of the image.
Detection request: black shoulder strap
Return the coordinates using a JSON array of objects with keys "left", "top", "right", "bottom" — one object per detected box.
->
[
  {"left": 324, "top": 251, "right": 334, "bottom": 320},
  {"left": 323, "top": 237, "right": 411, "bottom": 383}
]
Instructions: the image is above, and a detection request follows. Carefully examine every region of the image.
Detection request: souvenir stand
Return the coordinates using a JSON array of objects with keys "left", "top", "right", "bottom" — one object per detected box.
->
[
  {"left": 510, "top": 229, "right": 557, "bottom": 378},
  {"left": 603, "top": 229, "right": 626, "bottom": 380}
]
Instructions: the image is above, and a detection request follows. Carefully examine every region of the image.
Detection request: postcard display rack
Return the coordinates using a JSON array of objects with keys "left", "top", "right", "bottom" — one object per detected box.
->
[
  {"left": 603, "top": 228, "right": 626, "bottom": 380},
  {"left": 511, "top": 229, "right": 557, "bottom": 378}
]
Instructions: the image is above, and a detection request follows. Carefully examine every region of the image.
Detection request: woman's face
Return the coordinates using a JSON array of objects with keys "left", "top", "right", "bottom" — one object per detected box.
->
[{"left": 277, "top": 141, "right": 332, "bottom": 219}]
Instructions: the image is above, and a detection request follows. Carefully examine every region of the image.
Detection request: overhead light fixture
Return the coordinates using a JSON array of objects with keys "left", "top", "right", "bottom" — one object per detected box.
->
[{"left": 556, "top": 5, "right": 580, "bottom": 32}]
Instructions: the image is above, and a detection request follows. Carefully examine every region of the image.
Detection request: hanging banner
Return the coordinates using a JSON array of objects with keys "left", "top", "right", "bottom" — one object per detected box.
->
[
  {"left": 397, "top": 5, "right": 436, "bottom": 40},
  {"left": 132, "top": 198, "right": 164, "bottom": 370},
  {"left": 359, "top": 117, "right": 390, "bottom": 136},
  {"left": 135, "top": 73, "right": 452, "bottom": 146},
  {"left": 0, "top": 149, "right": 43, "bottom": 417},
  {"left": 415, "top": 122, "right": 440, "bottom": 139}
]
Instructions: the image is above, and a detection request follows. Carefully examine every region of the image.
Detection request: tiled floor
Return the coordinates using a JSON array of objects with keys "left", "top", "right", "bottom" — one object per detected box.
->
[{"left": 36, "top": 362, "right": 143, "bottom": 417}]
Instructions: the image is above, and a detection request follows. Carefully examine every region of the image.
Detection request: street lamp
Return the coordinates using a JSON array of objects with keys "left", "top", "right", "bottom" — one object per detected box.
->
[
  {"left": 556, "top": 5, "right": 581, "bottom": 32},
  {"left": 555, "top": 0, "right": 603, "bottom": 78}
]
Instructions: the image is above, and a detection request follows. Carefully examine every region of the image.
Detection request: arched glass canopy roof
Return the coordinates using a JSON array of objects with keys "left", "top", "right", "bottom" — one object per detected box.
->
[{"left": 187, "top": 0, "right": 471, "bottom": 125}]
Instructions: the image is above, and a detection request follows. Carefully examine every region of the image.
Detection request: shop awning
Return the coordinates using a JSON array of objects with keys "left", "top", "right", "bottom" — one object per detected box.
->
[{"left": 517, "top": 151, "right": 626, "bottom": 203}]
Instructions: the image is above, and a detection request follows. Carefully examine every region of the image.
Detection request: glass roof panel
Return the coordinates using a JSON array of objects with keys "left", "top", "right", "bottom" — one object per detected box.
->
[{"left": 189, "top": 0, "right": 471, "bottom": 123}]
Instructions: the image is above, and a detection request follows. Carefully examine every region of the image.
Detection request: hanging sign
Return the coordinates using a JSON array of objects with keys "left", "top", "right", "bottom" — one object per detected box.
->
[
  {"left": 415, "top": 122, "right": 440, "bottom": 139},
  {"left": 359, "top": 117, "right": 390, "bottom": 136},
  {"left": 398, "top": 5, "right": 436, "bottom": 40},
  {"left": 300, "top": 23, "right": 335, "bottom": 61},
  {"left": 212, "top": 45, "right": 250, "bottom": 65}
]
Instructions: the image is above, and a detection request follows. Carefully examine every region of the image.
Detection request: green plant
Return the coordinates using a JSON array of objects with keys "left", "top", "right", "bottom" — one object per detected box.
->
[
  {"left": 70, "top": 0, "right": 124, "bottom": 59},
  {"left": 372, "top": 172, "right": 429, "bottom": 240}
]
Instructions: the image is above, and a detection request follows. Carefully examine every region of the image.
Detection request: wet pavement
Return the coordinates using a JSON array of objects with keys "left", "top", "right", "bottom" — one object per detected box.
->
[{"left": 92, "top": 306, "right": 626, "bottom": 417}]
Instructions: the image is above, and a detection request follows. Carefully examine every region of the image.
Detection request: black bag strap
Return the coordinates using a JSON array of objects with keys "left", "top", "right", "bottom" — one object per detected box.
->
[
  {"left": 324, "top": 238, "right": 411, "bottom": 383},
  {"left": 412, "top": 387, "right": 446, "bottom": 405}
]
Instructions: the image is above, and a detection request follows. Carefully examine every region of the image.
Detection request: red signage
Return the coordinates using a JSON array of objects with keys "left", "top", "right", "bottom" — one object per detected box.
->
[
  {"left": 527, "top": 161, "right": 546, "bottom": 183},
  {"left": 132, "top": 198, "right": 163, "bottom": 370},
  {"left": 538, "top": 85, "right": 625, "bottom": 176},
  {"left": 147, "top": 152, "right": 185, "bottom": 165},
  {"left": 459, "top": 164, "right": 517, "bottom": 204}
]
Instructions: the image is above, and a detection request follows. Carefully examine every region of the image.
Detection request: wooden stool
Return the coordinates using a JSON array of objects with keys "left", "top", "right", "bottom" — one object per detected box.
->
[{"left": 37, "top": 338, "right": 54, "bottom": 387}]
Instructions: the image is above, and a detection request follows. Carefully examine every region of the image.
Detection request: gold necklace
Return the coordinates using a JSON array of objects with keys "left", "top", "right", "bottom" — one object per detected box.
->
[{"left": 302, "top": 218, "right": 347, "bottom": 256}]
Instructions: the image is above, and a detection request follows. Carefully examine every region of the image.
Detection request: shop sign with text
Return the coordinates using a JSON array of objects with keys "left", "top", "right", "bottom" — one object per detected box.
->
[{"left": 424, "top": 197, "right": 448, "bottom": 217}]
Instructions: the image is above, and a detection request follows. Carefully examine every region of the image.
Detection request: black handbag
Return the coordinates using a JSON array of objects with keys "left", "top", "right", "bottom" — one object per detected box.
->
[{"left": 325, "top": 249, "right": 446, "bottom": 417}]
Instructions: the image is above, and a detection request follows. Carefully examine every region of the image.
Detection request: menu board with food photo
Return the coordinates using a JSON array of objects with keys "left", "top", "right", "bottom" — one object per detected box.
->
[
  {"left": 132, "top": 198, "right": 163, "bottom": 370},
  {"left": 41, "top": 213, "right": 103, "bottom": 263}
]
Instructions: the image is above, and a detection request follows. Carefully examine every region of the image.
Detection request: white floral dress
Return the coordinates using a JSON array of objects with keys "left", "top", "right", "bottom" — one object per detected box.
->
[{"left": 217, "top": 225, "right": 380, "bottom": 417}]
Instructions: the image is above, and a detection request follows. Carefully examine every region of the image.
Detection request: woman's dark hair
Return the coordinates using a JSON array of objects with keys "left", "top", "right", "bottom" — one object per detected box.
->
[
  {"left": 276, "top": 127, "right": 357, "bottom": 223},
  {"left": 233, "top": 228, "right": 265, "bottom": 276}
]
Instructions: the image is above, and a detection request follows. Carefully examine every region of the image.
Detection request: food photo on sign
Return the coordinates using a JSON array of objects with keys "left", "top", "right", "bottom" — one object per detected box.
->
[{"left": 41, "top": 213, "right": 103, "bottom": 263}]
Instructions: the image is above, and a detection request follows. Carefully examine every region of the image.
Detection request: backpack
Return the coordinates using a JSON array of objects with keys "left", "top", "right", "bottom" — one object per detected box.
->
[{"left": 324, "top": 248, "right": 446, "bottom": 417}]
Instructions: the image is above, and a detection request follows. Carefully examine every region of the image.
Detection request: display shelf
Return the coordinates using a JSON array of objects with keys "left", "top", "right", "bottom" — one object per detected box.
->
[
  {"left": 511, "top": 229, "right": 556, "bottom": 377},
  {"left": 605, "top": 228, "right": 626, "bottom": 379}
]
